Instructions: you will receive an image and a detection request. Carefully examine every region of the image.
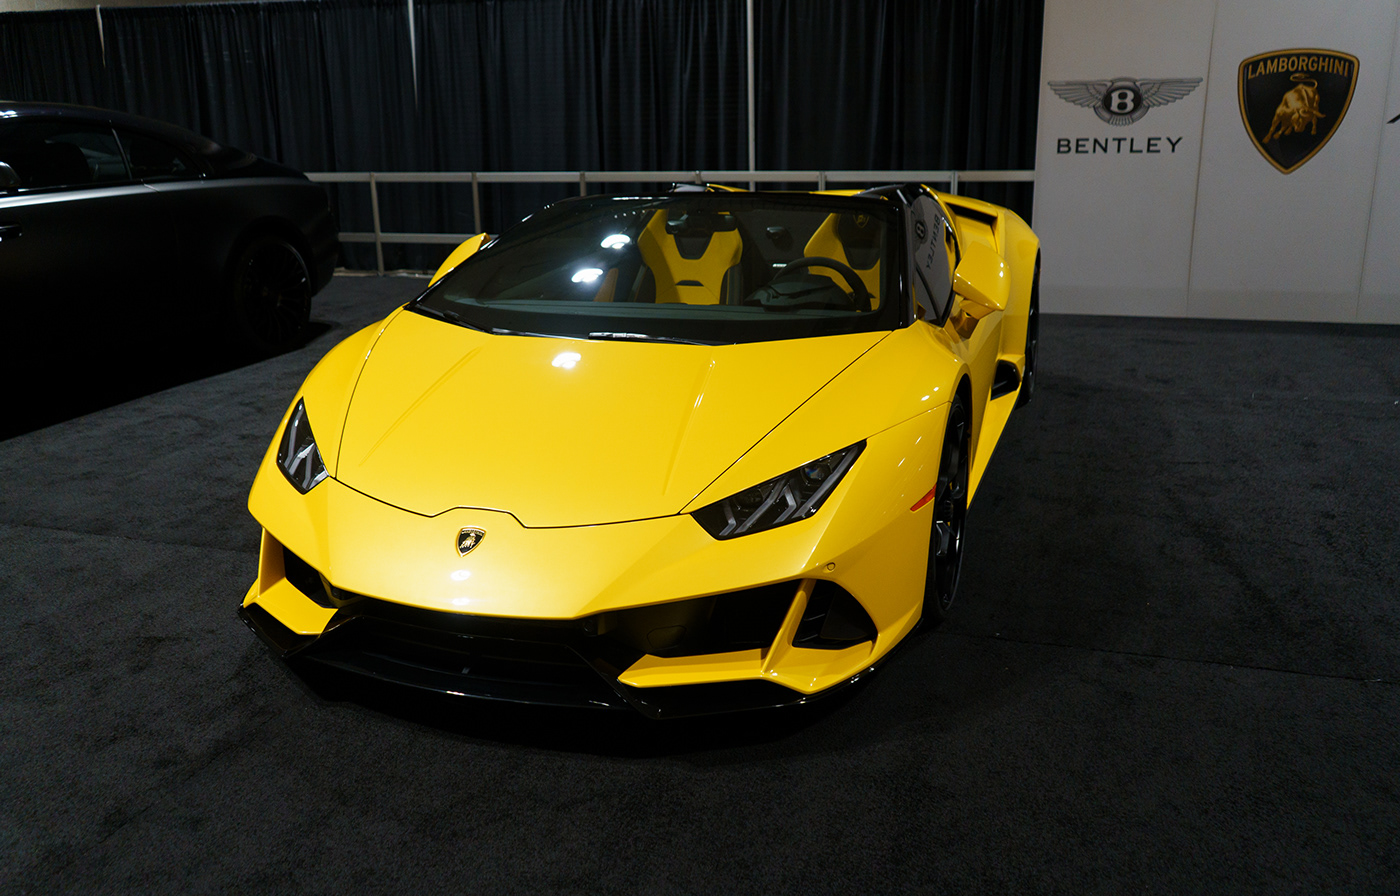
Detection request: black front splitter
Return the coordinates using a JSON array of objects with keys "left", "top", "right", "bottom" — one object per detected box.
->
[{"left": 238, "top": 597, "right": 875, "bottom": 720}]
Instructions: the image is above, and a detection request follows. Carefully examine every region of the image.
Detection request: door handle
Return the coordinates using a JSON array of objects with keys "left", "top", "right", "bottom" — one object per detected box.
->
[{"left": 0, "top": 223, "right": 21, "bottom": 241}]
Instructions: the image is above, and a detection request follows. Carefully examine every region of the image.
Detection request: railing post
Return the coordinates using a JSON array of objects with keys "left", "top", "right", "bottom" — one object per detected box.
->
[
  {"left": 949, "top": 170, "right": 960, "bottom": 195},
  {"left": 369, "top": 172, "right": 385, "bottom": 275},
  {"left": 579, "top": 171, "right": 587, "bottom": 196},
  {"left": 818, "top": 171, "right": 827, "bottom": 191},
  {"left": 471, "top": 172, "right": 482, "bottom": 234}
]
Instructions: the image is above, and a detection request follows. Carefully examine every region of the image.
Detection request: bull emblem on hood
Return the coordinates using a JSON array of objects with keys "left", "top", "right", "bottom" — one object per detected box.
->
[
  {"left": 457, "top": 527, "right": 485, "bottom": 556},
  {"left": 1239, "top": 49, "right": 1358, "bottom": 174}
]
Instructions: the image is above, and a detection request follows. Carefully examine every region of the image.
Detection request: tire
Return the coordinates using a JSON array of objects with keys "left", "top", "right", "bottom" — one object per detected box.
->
[
  {"left": 1015, "top": 268, "right": 1039, "bottom": 409},
  {"left": 227, "top": 234, "right": 312, "bottom": 355},
  {"left": 922, "top": 393, "right": 970, "bottom": 628}
]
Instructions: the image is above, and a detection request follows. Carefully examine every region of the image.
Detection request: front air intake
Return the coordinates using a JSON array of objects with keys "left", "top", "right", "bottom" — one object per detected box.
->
[
  {"left": 793, "top": 581, "right": 877, "bottom": 649},
  {"left": 593, "top": 582, "right": 795, "bottom": 658}
]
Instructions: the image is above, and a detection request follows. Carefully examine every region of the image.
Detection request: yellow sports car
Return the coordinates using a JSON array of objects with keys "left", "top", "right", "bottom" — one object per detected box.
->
[{"left": 240, "top": 184, "right": 1040, "bottom": 718}]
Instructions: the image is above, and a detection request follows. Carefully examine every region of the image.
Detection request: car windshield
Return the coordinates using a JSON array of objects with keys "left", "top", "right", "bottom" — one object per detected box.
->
[{"left": 414, "top": 193, "right": 903, "bottom": 344}]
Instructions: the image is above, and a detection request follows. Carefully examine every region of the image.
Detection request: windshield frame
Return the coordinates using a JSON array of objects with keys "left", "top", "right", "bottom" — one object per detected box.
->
[{"left": 411, "top": 192, "right": 911, "bottom": 345}]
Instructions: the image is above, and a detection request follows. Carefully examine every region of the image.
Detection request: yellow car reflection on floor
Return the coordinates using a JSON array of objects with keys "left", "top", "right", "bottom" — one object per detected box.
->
[{"left": 240, "top": 184, "right": 1040, "bottom": 718}]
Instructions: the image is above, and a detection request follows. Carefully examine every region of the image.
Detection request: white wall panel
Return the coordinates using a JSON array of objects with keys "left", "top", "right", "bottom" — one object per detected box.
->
[
  {"left": 1358, "top": 14, "right": 1400, "bottom": 325},
  {"left": 1034, "top": 0, "right": 1215, "bottom": 316},
  {"left": 1187, "top": 0, "right": 1398, "bottom": 321},
  {"left": 1037, "top": 0, "right": 1400, "bottom": 322}
]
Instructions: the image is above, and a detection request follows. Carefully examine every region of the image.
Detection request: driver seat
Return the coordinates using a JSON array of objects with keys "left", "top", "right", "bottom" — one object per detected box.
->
[{"left": 802, "top": 213, "right": 883, "bottom": 309}]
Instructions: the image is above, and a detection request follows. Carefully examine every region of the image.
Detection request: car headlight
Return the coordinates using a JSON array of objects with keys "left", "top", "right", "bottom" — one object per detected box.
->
[
  {"left": 692, "top": 442, "right": 864, "bottom": 539},
  {"left": 276, "top": 399, "right": 328, "bottom": 493}
]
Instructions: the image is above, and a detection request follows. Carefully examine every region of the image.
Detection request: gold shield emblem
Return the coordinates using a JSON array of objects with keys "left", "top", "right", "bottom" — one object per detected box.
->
[
  {"left": 1239, "top": 48, "right": 1359, "bottom": 174},
  {"left": 456, "top": 527, "right": 485, "bottom": 556}
]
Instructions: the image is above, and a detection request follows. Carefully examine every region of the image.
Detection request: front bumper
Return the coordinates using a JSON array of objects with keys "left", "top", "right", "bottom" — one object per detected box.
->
[{"left": 238, "top": 589, "right": 869, "bottom": 718}]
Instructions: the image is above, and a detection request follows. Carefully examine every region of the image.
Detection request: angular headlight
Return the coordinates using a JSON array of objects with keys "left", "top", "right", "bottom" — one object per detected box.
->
[
  {"left": 276, "top": 399, "right": 328, "bottom": 493},
  {"left": 692, "top": 442, "right": 865, "bottom": 539}
]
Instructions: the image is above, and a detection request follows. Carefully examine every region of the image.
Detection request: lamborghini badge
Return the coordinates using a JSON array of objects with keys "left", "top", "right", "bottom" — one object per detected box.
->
[
  {"left": 457, "top": 527, "right": 485, "bottom": 556},
  {"left": 1239, "top": 48, "right": 1358, "bottom": 174}
]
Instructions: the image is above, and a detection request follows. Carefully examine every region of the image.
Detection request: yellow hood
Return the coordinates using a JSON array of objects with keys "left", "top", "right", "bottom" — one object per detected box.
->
[{"left": 333, "top": 310, "right": 887, "bottom": 526}]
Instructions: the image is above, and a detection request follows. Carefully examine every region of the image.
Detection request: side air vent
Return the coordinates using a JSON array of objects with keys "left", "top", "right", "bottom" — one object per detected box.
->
[
  {"left": 945, "top": 202, "right": 998, "bottom": 227},
  {"left": 990, "top": 360, "right": 1022, "bottom": 400}
]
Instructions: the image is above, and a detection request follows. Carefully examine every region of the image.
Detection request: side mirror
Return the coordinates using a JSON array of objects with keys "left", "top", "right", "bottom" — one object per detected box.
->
[
  {"left": 428, "top": 233, "right": 490, "bottom": 286},
  {"left": 952, "top": 241, "right": 1009, "bottom": 312}
]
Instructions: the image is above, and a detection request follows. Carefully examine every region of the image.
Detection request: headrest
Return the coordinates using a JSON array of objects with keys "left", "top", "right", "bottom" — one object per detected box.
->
[
  {"left": 664, "top": 211, "right": 737, "bottom": 236},
  {"left": 835, "top": 212, "right": 881, "bottom": 247},
  {"left": 834, "top": 213, "right": 882, "bottom": 269}
]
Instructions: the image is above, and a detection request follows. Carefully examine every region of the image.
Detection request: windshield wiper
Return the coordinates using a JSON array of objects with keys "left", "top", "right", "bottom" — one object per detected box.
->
[
  {"left": 489, "top": 326, "right": 570, "bottom": 339},
  {"left": 587, "top": 331, "right": 716, "bottom": 345},
  {"left": 408, "top": 303, "right": 458, "bottom": 322},
  {"left": 407, "top": 303, "right": 493, "bottom": 332}
]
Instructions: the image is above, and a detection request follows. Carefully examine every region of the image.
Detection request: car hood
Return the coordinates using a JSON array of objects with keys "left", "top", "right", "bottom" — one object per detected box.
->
[{"left": 333, "top": 310, "right": 887, "bottom": 527}]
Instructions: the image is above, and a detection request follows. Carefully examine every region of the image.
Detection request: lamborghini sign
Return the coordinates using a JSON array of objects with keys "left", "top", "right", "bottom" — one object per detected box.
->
[{"left": 1239, "top": 48, "right": 1359, "bottom": 174}]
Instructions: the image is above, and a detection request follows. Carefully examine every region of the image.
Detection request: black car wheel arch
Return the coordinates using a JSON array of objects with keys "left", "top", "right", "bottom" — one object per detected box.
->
[
  {"left": 923, "top": 389, "right": 970, "bottom": 627},
  {"left": 228, "top": 232, "right": 312, "bottom": 354}
]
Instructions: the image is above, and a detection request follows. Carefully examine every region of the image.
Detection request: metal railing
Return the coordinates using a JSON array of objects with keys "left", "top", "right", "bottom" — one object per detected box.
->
[{"left": 306, "top": 168, "right": 1035, "bottom": 274}]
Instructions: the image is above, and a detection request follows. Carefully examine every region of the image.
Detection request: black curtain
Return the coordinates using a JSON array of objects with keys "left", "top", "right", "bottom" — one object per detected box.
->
[
  {"left": 757, "top": 0, "right": 1042, "bottom": 217},
  {"left": 0, "top": 0, "right": 1041, "bottom": 269},
  {"left": 0, "top": 10, "right": 107, "bottom": 107},
  {"left": 97, "top": 0, "right": 422, "bottom": 267}
]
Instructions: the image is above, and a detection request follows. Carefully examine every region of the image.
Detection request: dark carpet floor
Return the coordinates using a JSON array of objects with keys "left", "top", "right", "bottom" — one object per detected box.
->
[{"left": 3, "top": 276, "right": 1398, "bottom": 894}]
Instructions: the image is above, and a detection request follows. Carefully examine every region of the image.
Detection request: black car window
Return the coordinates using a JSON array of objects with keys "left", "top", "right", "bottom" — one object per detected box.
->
[
  {"left": 118, "top": 130, "right": 198, "bottom": 181},
  {"left": 0, "top": 120, "right": 129, "bottom": 190}
]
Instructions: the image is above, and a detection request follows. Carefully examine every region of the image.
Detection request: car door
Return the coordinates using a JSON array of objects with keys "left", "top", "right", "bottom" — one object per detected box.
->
[
  {"left": 905, "top": 188, "right": 957, "bottom": 326},
  {"left": 113, "top": 127, "right": 217, "bottom": 316},
  {"left": 0, "top": 118, "right": 175, "bottom": 354},
  {"left": 903, "top": 187, "right": 1002, "bottom": 418},
  {"left": 114, "top": 122, "right": 249, "bottom": 322}
]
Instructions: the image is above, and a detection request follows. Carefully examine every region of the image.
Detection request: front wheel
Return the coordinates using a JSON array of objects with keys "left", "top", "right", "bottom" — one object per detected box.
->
[
  {"left": 227, "top": 234, "right": 312, "bottom": 355},
  {"left": 922, "top": 393, "right": 970, "bottom": 627}
]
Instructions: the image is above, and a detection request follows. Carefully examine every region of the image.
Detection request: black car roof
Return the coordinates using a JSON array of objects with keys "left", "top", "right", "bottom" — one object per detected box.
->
[
  {"left": 0, "top": 101, "right": 219, "bottom": 151},
  {"left": 0, "top": 100, "right": 260, "bottom": 172}
]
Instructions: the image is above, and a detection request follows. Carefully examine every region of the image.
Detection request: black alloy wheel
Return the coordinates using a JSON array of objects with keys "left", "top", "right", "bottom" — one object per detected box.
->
[
  {"left": 230, "top": 234, "right": 312, "bottom": 355},
  {"left": 923, "top": 393, "right": 969, "bottom": 627}
]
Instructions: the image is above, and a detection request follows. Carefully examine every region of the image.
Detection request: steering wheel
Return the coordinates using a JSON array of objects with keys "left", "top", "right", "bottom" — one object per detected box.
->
[{"left": 771, "top": 256, "right": 872, "bottom": 312}]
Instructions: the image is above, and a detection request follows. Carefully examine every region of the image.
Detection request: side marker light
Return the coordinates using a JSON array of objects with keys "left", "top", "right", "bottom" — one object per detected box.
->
[{"left": 910, "top": 484, "right": 938, "bottom": 512}]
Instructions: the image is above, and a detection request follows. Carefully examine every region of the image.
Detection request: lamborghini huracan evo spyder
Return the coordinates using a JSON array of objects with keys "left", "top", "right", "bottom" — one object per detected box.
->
[{"left": 240, "top": 184, "right": 1040, "bottom": 719}]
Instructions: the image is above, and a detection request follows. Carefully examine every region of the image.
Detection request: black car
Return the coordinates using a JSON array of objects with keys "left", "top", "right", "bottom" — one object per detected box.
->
[{"left": 0, "top": 102, "right": 337, "bottom": 356}]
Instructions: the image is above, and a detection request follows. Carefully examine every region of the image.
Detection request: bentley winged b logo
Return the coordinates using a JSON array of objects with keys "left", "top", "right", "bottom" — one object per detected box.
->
[
  {"left": 1049, "top": 77, "right": 1202, "bottom": 125},
  {"left": 456, "top": 527, "right": 485, "bottom": 556},
  {"left": 1239, "top": 49, "right": 1359, "bottom": 174}
]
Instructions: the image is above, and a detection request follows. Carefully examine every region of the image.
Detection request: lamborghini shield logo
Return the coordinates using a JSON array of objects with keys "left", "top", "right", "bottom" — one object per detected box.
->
[
  {"left": 1239, "top": 48, "right": 1359, "bottom": 174},
  {"left": 457, "top": 527, "right": 485, "bottom": 556}
]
